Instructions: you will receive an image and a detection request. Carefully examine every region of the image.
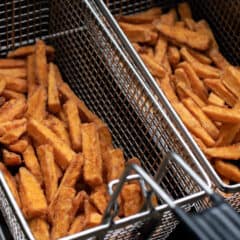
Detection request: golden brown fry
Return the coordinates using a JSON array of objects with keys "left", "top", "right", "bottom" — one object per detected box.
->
[
  {"left": 183, "top": 18, "right": 197, "bottom": 31},
  {"left": 154, "top": 36, "right": 168, "bottom": 63},
  {"left": 3, "top": 149, "right": 22, "bottom": 166},
  {"left": 193, "top": 136, "right": 207, "bottom": 153},
  {"left": 28, "top": 218, "right": 50, "bottom": 240},
  {"left": 175, "top": 21, "right": 185, "bottom": 28},
  {"left": 37, "top": 145, "right": 58, "bottom": 203},
  {"left": 132, "top": 42, "right": 142, "bottom": 53},
  {"left": 168, "top": 46, "right": 180, "bottom": 66},
  {"left": 84, "top": 199, "right": 102, "bottom": 228},
  {"left": 0, "top": 79, "right": 6, "bottom": 95},
  {"left": 27, "top": 86, "right": 47, "bottom": 121},
  {"left": 173, "top": 102, "right": 215, "bottom": 146},
  {"left": 53, "top": 64, "right": 64, "bottom": 86},
  {"left": 23, "top": 144, "right": 43, "bottom": 185},
  {"left": 182, "top": 98, "right": 219, "bottom": 139},
  {"left": 8, "top": 139, "right": 28, "bottom": 153},
  {"left": 208, "top": 48, "right": 230, "bottom": 70},
  {"left": 51, "top": 187, "right": 76, "bottom": 239},
  {"left": 0, "top": 68, "right": 27, "bottom": 78},
  {"left": 0, "top": 97, "right": 5, "bottom": 106},
  {"left": 35, "top": 40, "right": 48, "bottom": 86},
  {"left": 180, "top": 47, "right": 221, "bottom": 78},
  {"left": 178, "top": 61, "right": 208, "bottom": 101},
  {"left": 7, "top": 44, "right": 55, "bottom": 58},
  {"left": 215, "top": 160, "right": 240, "bottom": 183},
  {"left": 82, "top": 123, "right": 103, "bottom": 187},
  {"left": 204, "top": 144, "right": 240, "bottom": 160},
  {"left": 121, "top": 183, "right": 143, "bottom": 217},
  {"left": 69, "top": 215, "right": 86, "bottom": 235},
  {"left": 90, "top": 189, "right": 108, "bottom": 214},
  {"left": 178, "top": 2, "right": 192, "bottom": 20},
  {"left": 0, "top": 59, "right": 26, "bottom": 68},
  {"left": 204, "top": 78, "right": 237, "bottom": 107},
  {"left": 174, "top": 68, "right": 191, "bottom": 89},
  {"left": 64, "top": 99, "right": 82, "bottom": 152},
  {"left": 0, "top": 98, "right": 26, "bottom": 123},
  {"left": 156, "top": 23, "right": 211, "bottom": 51},
  {"left": 208, "top": 92, "right": 225, "bottom": 107},
  {"left": 188, "top": 48, "right": 212, "bottom": 65},
  {"left": 0, "top": 75, "right": 27, "bottom": 93},
  {"left": 202, "top": 105, "right": 240, "bottom": 123},
  {"left": 118, "top": 7, "right": 162, "bottom": 24},
  {"left": 157, "top": 9, "right": 177, "bottom": 26},
  {"left": 162, "top": 53, "right": 172, "bottom": 73},
  {"left": 48, "top": 63, "right": 61, "bottom": 113},
  {"left": 2, "top": 89, "right": 26, "bottom": 100},
  {"left": 119, "top": 22, "right": 158, "bottom": 44},
  {"left": 27, "top": 118, "right": 75, "bottom": 170},
  {"left": 70, "top": 191, "right": 87, "bottom": 220},
  {"left": 27, "top": 54, "right": 37, "bottom": 97},
  {"left": 19, "top": 167, "right": 47, "bottom": 219}
]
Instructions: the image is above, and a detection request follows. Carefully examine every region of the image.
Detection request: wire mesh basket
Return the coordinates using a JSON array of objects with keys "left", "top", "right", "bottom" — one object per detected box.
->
[
  {"left": 0, "top": 0, "right": 213, "bottom": 239},
  {"left": 100, "top": 0, "right": 240, "bottom": 206}
]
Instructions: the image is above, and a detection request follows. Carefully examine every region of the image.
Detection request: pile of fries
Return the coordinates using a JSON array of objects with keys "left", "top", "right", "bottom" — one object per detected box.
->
[
  {"left": 0, "top": 40, "right": 145, "bottom": 240},
  {"left": 118, "top": 2, "right": 240, "bottom": 184}
]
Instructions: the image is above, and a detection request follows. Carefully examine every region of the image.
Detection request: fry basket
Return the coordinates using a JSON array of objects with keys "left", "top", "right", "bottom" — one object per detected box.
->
[
  {"left": 99, "top": 0, "right": 240, "bottom": 206},
  {"left": 0, "top": 0, "right": 213, "bottom": 239}
]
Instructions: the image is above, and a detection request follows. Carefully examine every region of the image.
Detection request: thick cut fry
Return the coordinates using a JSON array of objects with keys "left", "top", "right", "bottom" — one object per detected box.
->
[
  {"left": 178, "top": 2, "right": 192, "bottom": 20},
  {"left": 64, "top": 99, "right": 82, "bottom": 152},
  {"left": 0, "top": 162, "right": 21, "bottom": 207},
  {"left": 27, "top": 118, "right": 76, "bottom": 169},
  {"left": 204, "top": 144, "right": 240, "bottom": 160},
  {"left": 0, "top": 79, "right": 6, "bottom": 94},
  {"left": 193, "top": 136, "right": 207, "bottom": 153},
  {"left": 19, "top": 167, "right": 47, "bottom": 219},
  {"left": 175, "top": 21, "right": 185, "bottom": 28},
  {"left": 180, "top": 47, "right": 221, "bottom": 78},
  {"left": 208, "top": 92, "right": 225, "bottom": 107},
  {"left": 2, "top": 89, "right": 25, "bottom": 100},
  {"left": 3, "top": 149, "right": 22, "bottom": 166},
  {"left": 132, "top": 42, "right": 142, "bottom": 53},
  {"left": 168, "top": 46, "right": 180, "bottom": 66},
  {"left": 140, "top": 54, "right": 166, "bottom": 78},
  {"left": 178, "top": 62, "right": 208, "bottom": 101},
  {"left": 29, "top": 218, "right": 50, "bottom": 240},
  {"left": 0, "top": 75, "right": 27, "bottom": 93},
  {"left": 156, "top": 23, "right": 211, "bottom": 51},
  {"left": 35, "top": 40, "right": 48, "bottom": 86},
  {"left": 90, "top": 189, "right": 108, "bottom": 214},
  {"left": 202, "top": 105, "right": 240, "bottom": 123},
  {"left": 121, "top": 183, "right": 143, "bottom": 217},
  {"left": 188, "top": 48, "right": 212, "bottom": 65},
  {"left": 37, "top": 145, "right": 58, "bottom": 203},
  {"left": 0, "top": 59, "right": 26, "bottom": 68},
  {"left": 204, "top": 78, "right": 237, "bottom": 107},
  {"left": 174, "top": 68, "right": 191, "bottom": 89},
  {"left": 215, "top": 160, "right": 240, "bottom": 183},
  {"left": 162, "top": 54, "right": 172, "bottom": 73},
  {"left": 118, "top": 7, "right": 162, "bottom": 24},
  {"left": 69, "top": 215, "right": 86, "bottom": 235},
  {"left": 7, "top": 45, "right": 55, "bottom": 58},
  {"left": 44, "top": 115, "right": 70, "bottom": 146},
  {"left": 0, "top": 98, "right": 26, "bottom": 123},
  {"left": 23, "top": 144, "right": 43, "bottom": 185},
  {"left": 27, "top": 54, "right": 37, "bottom": 97},
  {"left": 53, "top": 64, "right": 64, "bottom": 86},
  {"left": 48, "top": 63, "right": 61, "bottom": 113},
  {"left": 0, "top": 97, "right": 5, "bottom": 106},
  {"left": 173, "top": 102, "right": 215, "bottom": 146},
  {"left": 154, "top": 36, "right": 168, "bottom": 63},
  {"left": 182, "top": 98, "right": 219, "bottom": 139},
  {"left": 51, "top": 187, "right": 76, "bottom": 240},
  {"left": 208, "top": 48, "right": 230, "bottom": 70},
  {"left": 0, "top": 68, "right": 27, "bottom": 78},
  {"left": 154, "top": 9, "right": 176, "bottom": 26},
  {"left": 222, "top": 66, "right": 240, "bottom": 99},
  {"left": 27, "top": 86, "right": 47, "bottom": 121},
  {"left": 84, "top": 199, "right": 102, "bottom": 228},
  {"left": 8, "top": 139, "right": 28, "bottom": 153},
  {"left": 82, "top": 123, "right": 103, "bottom": 187},
  {"left": 184, "top": 18, "right": 197, "bottom": 31},
  {"left": 119, "top": 22, "right": 158, "bottom": 44},
  {"left": 70, "top": 191, "right": 87, "bottom": 220},
  {"left": 0, "top": 117, "right": 26, "bottom": 135}
]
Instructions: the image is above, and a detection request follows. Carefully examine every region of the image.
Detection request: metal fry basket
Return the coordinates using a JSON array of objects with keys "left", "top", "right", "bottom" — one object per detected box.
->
[
  {"left": 99, "top": 0, "right": 240, "bottom": 204},
  {"left": 0, "top": 0, "right": 212, "bottom": 239}
]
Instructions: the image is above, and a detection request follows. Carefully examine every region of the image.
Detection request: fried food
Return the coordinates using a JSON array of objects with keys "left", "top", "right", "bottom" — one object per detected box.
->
[
  {"left": 178, "top": 2, "right": 192, "bottom": 20},
  {"left": 208, "top": 92, "right": 225, "bottom": 107},
  {"left": 174, "top": 68, "right": 191, "bottom": 89},
  {"left": 208, "top": 48, "right": 230, "bottom": 70},
  {"left": 90, "top": 188, "right": 108, "bottom": 214},
  {"left": 26, "top": 54, "right": 37, "bottom": 97},
  {"left": 154, "top": 36, "right": 168, "bottom": 63},
  {"left": 2, "top": 89, "right": 25, "bottom": 100},
  {"left": 168, "top": 46, "right": 180, "bottom": 66},
  {"left": 0, "top": 68, "right": 27, "bottom": 78},
  {"left": 69, "top": 215, "right": 86, "bottom": 235},
  {"left": 0, "top": 74, "right": 27, "bottom": 93},
  {"left": 29, "top": 218, "right": 50, "bottom": 240},
  {"left": 188, "top": 48, "right": 212, "bottom": 65},
  {"left": 0, "top": 59, "right": 26, "bottom": 68},
  {"left": 3, "top": 149, "right": 22, "bottom": 166},
  {"left": 8, "top": 139, "right": 28, "bottom": 153}
]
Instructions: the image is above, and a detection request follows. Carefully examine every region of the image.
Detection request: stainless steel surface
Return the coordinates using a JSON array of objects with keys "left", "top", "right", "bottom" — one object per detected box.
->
[
  {"left": 101, "top": 0, "right": 240, "bottom": 197},
  {"left": 0, "top": 0, "right": 212, "bottom": 239}
]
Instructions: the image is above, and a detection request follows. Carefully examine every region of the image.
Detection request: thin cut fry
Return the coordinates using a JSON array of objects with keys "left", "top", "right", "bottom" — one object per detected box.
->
[
  {"left": 178, "top": 2, "right": 192, "bottom": 20},
  {"left": 8, "top": 139, "right": 28, "bottom": 153},
  {"left": 29, "top": 218, "right": 50, "bottom": 240},
  {"left": 3, "top": 149, "right": 22, "bottom": 166},
  {"left": 27, "top": 54, "right": 37, "bottom": 97},
  {"left": 0, "top": 68, "right": 27, "bottom": 78},
  {"left": 0, "top": 59, "right": 26, "bottom": 68},
  {"left": 208, "top": 92, "right": 225, "bottom": 107}
]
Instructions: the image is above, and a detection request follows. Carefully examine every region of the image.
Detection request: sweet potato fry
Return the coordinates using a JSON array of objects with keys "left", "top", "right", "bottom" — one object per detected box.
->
[
  {"left": 7, "top": 44, "right": 55, "bottom": 58},
  {"left": 156, "top": 23, "right": 211, "bottom": 51},
  {"left": 174, "top": 68, "right": 191, "bottom": 89},
  {"left": 82, "top": 123, "right": 103, "bottom": 187},
  {"left": 140, "top": 54, "right": 166, "bottom": 78},
  {"left": 177, "top": 61, "right": 208, "bottom": 101},
  {"left": 168, "top": 46, "right": 180, "bottom": 66},
  {"left": 27, "top": 86, "right": 47, "bottom": 121},
  {"left": 178, "top": 2, "right": 192, "bottom": 20},
  {"left": 0, "top": 75, "right": 27, "bottom": 93},
  {"left": 69, "top": 215, "right": 86, "bottom": 235},
  {"left": 0, "top": 162, "right": 21, "bottom": 207},
  {"left": 90, "top": 189, "right": 108, "bottom": 214},
  {"left": 2, "top": 89, "right": 25, "bottom": 100},
  {"left": 3, "top": 149, "right": 22, "bottom": 166},
  {"left": 23, "top": 144, "right": 43, "bottom": 185},
  {"left": 8, "top": 139, "right": 28, "bottom": 153},
  {"left": 188, "top": 48, "right": 212, "bottom": 65},
  {"left": 202, "top": 105, "right": 240, "bottom": 123},
  {"left": 27, "top": 118, "right": 76, "bottom": 169},
  {"left": 182, "top": 98, "right": 219, "bottom": 139},
  {"left": 154, "top": 36, "right": 168, "bottom": 63},
  {"left": 173, "top": 102, "right": 215, "bottom": 146},
  {"left": 27, "top": 54, "right": 37, "bottom": 97},
  {"left": 180, "top": 47, "right": 221, "bottom": 78},
  {"left": 37, "top": 145, "right": 58, "bottom": 203},
  {"left": 118, "top": 7, "right": 162, "bottom": 24},
  {"left": 0, "top": 68, "right": 27, "bottom": 78},
  {"left": 208, "top": 92, "right": 225, "bottom": 107},
  {"left": 51, "top": 187, "right": 76, "bottom": 239},
  {"left": 19, "top": 167, "right": 47, "bottom": 219},
  {"left": 29, "top": 218, "right": 50, "bottom": 240},
  {"left": 215, "top": 160, "right": 240, "bottom": 183},
  {"left": 0, "top": 59, "right": 26, "bottom": 68},
  {"left": 204, "top": 78, "right": 237, "bottom": 107},
  {"left": 208, "top": 48, "right": 230, "bottom": 70},
  {"left": 204, "top": 144, "right": 240, "bottom": 160},
  {"left": 64, "top": 99, "right": 82, "bottom": 152}
]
